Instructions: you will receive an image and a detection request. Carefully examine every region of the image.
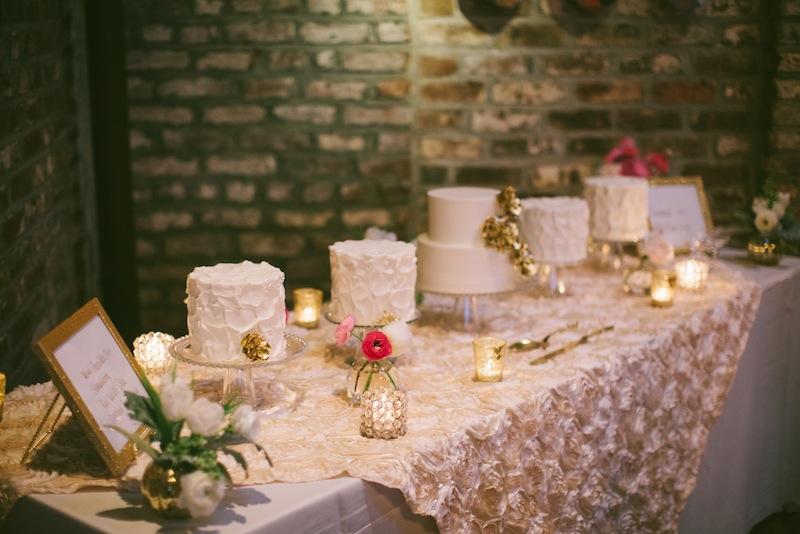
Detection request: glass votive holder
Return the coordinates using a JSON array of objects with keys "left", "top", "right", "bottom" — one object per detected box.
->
[
  {"left": 473, "top": 336, "right": 507, "bottom": 382},
  {"left": 360, "top": 388, "right": 408, "bottom": 440},
  {"left": 650, "top": 269, "right": 677, "bottom": 308},
  {"left": 133, "top": 332, "right": 175, "bottom": 375},
  {"left": 675, "top": 257, "right": 710, "bottom": 291},
  {"left": 293, "top": 288, "right": 323, "bottom": 328}
]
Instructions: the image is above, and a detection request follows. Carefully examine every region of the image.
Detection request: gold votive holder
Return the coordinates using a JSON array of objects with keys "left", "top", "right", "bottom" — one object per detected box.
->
[
  {"left": 360, "top": 388, "right": 408, "bottom": 440},
  {"left": 650, "top": 269, "right": 677, "bottom": 308},
  {"left": 0, "top": 372, "right": 5, "bottom": 423},
  {"left": 133, "top": 332, "right": 175, "bottom": 375},
  {"left": 473, "top": 336, "right": 507, "bottom": 382},
  {"left": 293, "top": 288, "right": 323, "bottom": 328},
  {"left": 675, "top": 257, "right": 710, "bottom": 291}
]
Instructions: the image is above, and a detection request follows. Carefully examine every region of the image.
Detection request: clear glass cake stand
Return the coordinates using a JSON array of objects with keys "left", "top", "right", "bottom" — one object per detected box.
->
[{"left": 170, "top": 333, "right": 306, "bottom": 416}]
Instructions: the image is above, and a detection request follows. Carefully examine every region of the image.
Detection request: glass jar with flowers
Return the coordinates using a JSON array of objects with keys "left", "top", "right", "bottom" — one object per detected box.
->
[
  {"left": 623, "top": 232, "right": 675, "bottom": 295},
  {"left": 746, "top": 184, "right": 795, "bottom": 266}
]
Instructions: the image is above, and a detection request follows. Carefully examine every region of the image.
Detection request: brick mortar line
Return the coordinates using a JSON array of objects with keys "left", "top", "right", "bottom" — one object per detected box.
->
[{"left": 0, "top": 126, "right": 77, "bottom": 186}]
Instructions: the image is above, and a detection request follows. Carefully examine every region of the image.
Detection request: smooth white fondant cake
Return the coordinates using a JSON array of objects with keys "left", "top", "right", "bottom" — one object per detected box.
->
[
  {"left": 584, "top": 176, "right": 649, "bottom": 242},
  {"left": 186, "top": 261, "right": 286, "bottom": 362},
  {"left": 416, "top": 187, "right": 518, "bottom": 294},
  {"left": 329, "top": 240, "right": 417, "bottom": 324},
  {"left": 520, "top": 197, "right": 589, "bottom": 265}
]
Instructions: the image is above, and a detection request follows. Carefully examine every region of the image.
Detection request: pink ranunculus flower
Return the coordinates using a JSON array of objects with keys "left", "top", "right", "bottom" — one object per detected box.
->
[
  {"left": 361, "top": 331, "right": 392, "bottom": 361},
  {"left": 335, "top": 315, "right": 355, "bottom": 346},
  {"left": 646, "top": 152, "right": 670, "bottom": 176},
  {"left": 620, "top": 158, "right": 650, "bottom": 178},
  {"left": 605, "top": 137, "right": 639, "bottom": 163},
  {"left": 643, "top": 233, "right": 675, "bottom": 267}
]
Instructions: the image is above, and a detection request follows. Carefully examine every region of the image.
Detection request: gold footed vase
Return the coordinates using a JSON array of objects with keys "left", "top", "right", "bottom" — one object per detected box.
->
[
  {"left": 141, "top": 462, "right": 190, "bottom": 519},
  {"left": 747, "top": 234, "right": 782, "bottom": 266}
]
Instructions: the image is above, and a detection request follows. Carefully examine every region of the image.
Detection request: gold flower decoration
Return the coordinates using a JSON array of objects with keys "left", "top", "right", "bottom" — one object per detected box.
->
[
  {"left": 241, "top": 332, "right": 271, "bottom": 361},
  {"left": 376, "top": 311, "right": 398, "bottom": 326},
  {"left": 482, "top": 186, "right": 536, "bottom": 277}
]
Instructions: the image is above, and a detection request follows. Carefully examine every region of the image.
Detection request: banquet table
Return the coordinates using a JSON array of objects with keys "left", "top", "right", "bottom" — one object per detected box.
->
[{"left": 2, "top": 253, "right": 797, "bottom": 533}]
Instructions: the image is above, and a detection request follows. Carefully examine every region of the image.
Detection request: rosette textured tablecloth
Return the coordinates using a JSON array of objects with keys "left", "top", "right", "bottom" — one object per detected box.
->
[{"left": 0, "top": 265, "right": 760, "bottom": 532}]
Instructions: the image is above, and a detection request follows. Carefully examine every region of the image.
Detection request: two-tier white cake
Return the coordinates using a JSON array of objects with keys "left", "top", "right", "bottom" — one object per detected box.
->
[
  {"left": 186, "top": 261, "right": 286, "bottom": 362},
  {"left": 584, "top": 176, "right": 649, "bottom": 242},
  {"left": 329, "top": 240, "right": 417, "bottom": 325},
  {"left": 416, "top": 187, "right": 518, "bottom": 294},
  {"left": 520, "top": 197, "right": 589, "bottom": 265}
]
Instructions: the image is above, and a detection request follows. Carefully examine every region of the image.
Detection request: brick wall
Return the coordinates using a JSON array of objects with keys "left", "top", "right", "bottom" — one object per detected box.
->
[
  {"left": 0, "top": 0, "right": 97, "bottom": 387},
  {"left": 124, "top": 0, "right": 768, "bottom": 335}
]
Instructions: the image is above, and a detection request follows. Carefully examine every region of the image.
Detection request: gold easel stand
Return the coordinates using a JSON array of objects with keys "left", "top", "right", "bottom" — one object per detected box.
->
[{"left": 21, "top": 393, "right": 67, "bottom": 463}]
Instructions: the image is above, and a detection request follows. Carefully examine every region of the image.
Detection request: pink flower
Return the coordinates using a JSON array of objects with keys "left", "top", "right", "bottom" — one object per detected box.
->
[
  {"left": 605, "top": 137, "right": 639, "bottom": 164},
  {"left": 334, "top": 315, "right": 355, "bottom": 346},
  {"left": 620, "top": 158, "right": 650, "bottom": 178},
  {"left": 361, "top": 331, "right": 392, "bottom": 361},
  {"left": 643, "top": 233, "right": 675, "bottom": 267},
  {"left": 646, "top": 152, "right": 669, "bottom": 176}
]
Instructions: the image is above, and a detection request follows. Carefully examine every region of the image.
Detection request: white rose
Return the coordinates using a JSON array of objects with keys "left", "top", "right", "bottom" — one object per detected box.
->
[
  {"left": 178, "top": 470, "right": 226, "bottom": 518},
  {"left": 752, "top": 197, "right": 768, "bottom": 213},
  {"left": 755, "top": 209, "right": 779, "bottom": 234},
  {"left": 777, "top": 191, "right": 791, "bottom": 208},
  {"left": 364, "top": 227, "right": 397, "bottom": 241},
  {"left": 773, "top": 202, "right": 786, "bottom": 219},
  {"left": 643, "top": 233, "right": 675, "bottom": 267},
  {"left": 231, "top": 405, "right": 261, "bottom": 442},
  {"left": 185, "top": 398, "right": 224, "bottom": 436},
  {"left": 159, "top": 375, "right": 193, "bottom": 421},
  {"left": 381, "top": 321, "right": 413, "bottom": 357}
]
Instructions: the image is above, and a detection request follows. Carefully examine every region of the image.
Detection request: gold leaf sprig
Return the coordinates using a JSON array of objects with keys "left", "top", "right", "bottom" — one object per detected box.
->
[{"left": 482, "top": 186, "right": 536, "bottom": 277}]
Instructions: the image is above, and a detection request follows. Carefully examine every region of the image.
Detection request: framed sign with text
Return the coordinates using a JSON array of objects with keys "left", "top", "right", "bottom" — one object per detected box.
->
[
  {"left": 648, "top": 176, "right": 714, "bottom": 251},
  {"left": 34, "top": 298, "right": 148, "bottom": 476}
]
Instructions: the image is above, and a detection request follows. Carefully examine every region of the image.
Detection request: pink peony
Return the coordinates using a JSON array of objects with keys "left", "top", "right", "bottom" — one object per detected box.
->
[
  {"left": 335, "top": 315, "right": 355, "bottom": 346},
  {"left": 646, "top": 152, "right": 670, "bottom": 175},
  {"left": 643, "top": 233, "right": 675, "bottom": 267},
  {"left": 620, "top": 158, "right": 650, "bottom": 178},
  {"left": 361, "top": 331, "right": 392, "bottom": 361},
  {"left": 605, "top": 137, "right": 639, "bottom": 164}
]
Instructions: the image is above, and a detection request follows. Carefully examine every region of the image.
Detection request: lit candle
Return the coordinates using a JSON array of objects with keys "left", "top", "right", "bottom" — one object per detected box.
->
[
  {"left": 360, "top": 388, "right": 408, "bottom": 440},
  {"left": 473, "top": 336, "right": 507, "bottom": 382},
  {"left": 133, "top": 332, "right": 175, "bottom": 375},
  {"left": 650, "top": 270, "right": 677, "bottom": 308},
  {"left": 675, "top": 258, "right": 709, "bottom": 291},
  {"left": 293, "top": 288, "right": 323, "bottom": 328}
]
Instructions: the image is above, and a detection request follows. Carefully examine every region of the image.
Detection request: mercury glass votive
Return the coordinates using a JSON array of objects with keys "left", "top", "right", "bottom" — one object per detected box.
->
[
  {"left": 675, "top": 257, "right": 710, "bottom": 291},
  {"left": 650, "top": 270, "right": 677, "bottom": 308},
  {"left": 293, "top": 288, "right": 323, "bottom": 328},
  {"left": 360, "top": 388, "right": 408, "bottom": 440},
  {"left": 473, "top": 336, "right": 507, "bottom": 382},
  {"left": 133, "top": 332, "right": 175, "bottom": 375}
]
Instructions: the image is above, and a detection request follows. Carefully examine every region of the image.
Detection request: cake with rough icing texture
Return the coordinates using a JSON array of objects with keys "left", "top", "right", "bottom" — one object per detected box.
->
[
  {"left": 585, "top": 176, "right": 649, "bottom": 242},
  {"left": 416, "top": 187, "right": 518, "bottom": 294},
  {"left": 520, "top": 197, "right": 589, "bottom": 265},
  {"left": 329, "top": 240, "right": 417, "bottom": 324},
  {"left": 186, "top": 261, "right": 286, "bottom": 362}
]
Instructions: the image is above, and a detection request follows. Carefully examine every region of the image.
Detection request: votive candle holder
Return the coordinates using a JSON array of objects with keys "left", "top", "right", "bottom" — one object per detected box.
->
[
  {"left": 293, "top": 288, "right": 323, "bottom": 328},
  {"left": 675, "top": 257, "right": 710, "bottom": 291},
  {"left": 650, "top": 269, "right": 677, "bottom": 308},
  {"left": 133, "top": 332, "right": 175, "bottom": 375},
  {"left": 473, "top": 336, "right": 507, "bottom": 382},
  {"left": 360, "top": 388, "right": 408, "bottom": 440}
]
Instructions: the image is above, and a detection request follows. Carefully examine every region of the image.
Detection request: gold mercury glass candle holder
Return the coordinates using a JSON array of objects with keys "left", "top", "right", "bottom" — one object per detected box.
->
[
  {"left": 293, "top": 288, "right": 323, "bottom": 328},
  {"left": 650, "top": 269, "right": 677, "bottom": 308},
  {"left": 675, "top": 257, "right": 710, "bottom": 291},
  {"left": 473, "top": 336, "right": 507, "bottom": 382},
  {"left": 133, "top": 332, "right": 176, "bottom": 376},
  {"left": 360, "top": 388, "right": 408, "bottom": 440}
]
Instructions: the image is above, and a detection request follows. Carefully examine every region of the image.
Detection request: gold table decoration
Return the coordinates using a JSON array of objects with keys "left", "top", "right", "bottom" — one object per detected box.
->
[
  {"left": 360, "top": 388, "right": 408, "bottom": 439},
  {"left": 651, "top": 269, "right": 677, "bottom": 308},
  {"left": 141, "top": 462, "right": 190, "bottom": 519},
  {"left": 747, "top": 234, "right": 782, "bottom": 266},
  {"left": 132, "top": 332, "right": 175, "bottom": 375},
  {"left": 675, "top": 257, "right": 710, "bottom": 291},
  {"left": 473, "top": 336, "right": 507, "bottom": 382},
  {"left": 293, "top": 288, "right": 323, "bottom": 328}
]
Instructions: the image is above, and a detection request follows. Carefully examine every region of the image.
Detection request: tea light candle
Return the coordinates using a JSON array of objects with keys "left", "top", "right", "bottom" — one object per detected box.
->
[
  {"left": 650, "top": 270, "right": 677, "bottom": 308},
  {"left": 675, "top": 257, "right": 709, "bottom": 291},
  {"left": 360, "top": 388, "right": 408, "bottom": 440},
  {"left": 473, "top": 336, "right": 507, "bottom": 382},
  {"left": 293, "top": 288, "right": 323, "bottom": 328},
  {"left": 133, "top": 332, "right": 175, "bottom": 375}
]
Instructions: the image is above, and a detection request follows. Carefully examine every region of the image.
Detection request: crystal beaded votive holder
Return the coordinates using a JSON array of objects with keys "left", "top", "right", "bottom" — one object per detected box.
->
[
  {"left": 473, "top": 336, "right": 507, "bottom": 382},
  {"left": 675, "top": 257, "right": 710, "bottom": 291},
  {"left": 650, "top": 269, "right": 677, "bottom": 308},
  {"left": 360, "top": 388, "right": 408, "bottom": 440},
  {"left": 133, "top": 332, "right": 175, "bottom": 375},
  {"left": 293, "top": 288, "right": 323, "bottom": 328}
]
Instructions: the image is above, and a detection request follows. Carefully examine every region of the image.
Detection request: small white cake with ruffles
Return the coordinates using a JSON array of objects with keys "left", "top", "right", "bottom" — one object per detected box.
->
[
  {"left": 329, "top": 240, "right": 417, "bottom": 325},
  {"left": 584, "top": 176, "right": 649, "bottom": 242},
  {"left": 186, "top": 261, "right": 286, "bottom": 362},
  {"left": 520, "top": 197, "right": 589, "bottom": 265}
]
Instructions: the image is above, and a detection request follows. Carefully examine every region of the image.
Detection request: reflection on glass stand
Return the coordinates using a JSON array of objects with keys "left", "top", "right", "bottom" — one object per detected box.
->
[
  {"left": 453, "top": 294, "right": 482, "bottom": 332},
  {"left": 537, "top": 264, "right": 568, "bottom": 296},
  {"left": 591, "top": 241, "right": 626, "bottom": 271}
]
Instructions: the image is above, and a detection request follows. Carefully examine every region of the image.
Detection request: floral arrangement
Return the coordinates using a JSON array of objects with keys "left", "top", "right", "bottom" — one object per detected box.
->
[
  {"left": 112, "top": 372, "right": 270, "bottom": 518},
  {"left": 640, "top": 232, "right": 675, "bottom": 268},
  {"left": 601, "top": 137, "right": 670, "bottom": 178}
]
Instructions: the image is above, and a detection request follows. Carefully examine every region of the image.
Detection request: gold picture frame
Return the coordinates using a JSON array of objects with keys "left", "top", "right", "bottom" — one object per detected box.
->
[
  {"left": 34, "top": 298, "right": 148, "bottom": 477},
  {"left": 648, "top": 176, "right": 714, "bottom": 252}
]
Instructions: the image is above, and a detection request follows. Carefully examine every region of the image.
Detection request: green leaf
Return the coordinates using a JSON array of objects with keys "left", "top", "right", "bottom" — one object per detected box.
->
[
  {"left": 216, "top": 462, "right": 233, "bottom": 484},
  {"left": 221, "top": 447, "right": 249, "bottom": 476},
  {"left": 108, "top": 425, "right": 160, "bottom": 459}
]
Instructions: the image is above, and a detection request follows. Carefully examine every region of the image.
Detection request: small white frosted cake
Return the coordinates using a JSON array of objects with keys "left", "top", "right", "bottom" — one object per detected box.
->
[
  {"left": 416, "top": 187, "right": 518, "bottom": 294},
  {"left": 585, "top": 176, "right": 649, "bottom": 242},
  {"left": 329, "top": 240, "right": 417, "bottom": 324},
  {"left": 520, "top": 197, "right": 589, "bottom": 265},
  {"left": 186, "top": 261, "right": 286, "bottom": 362}
]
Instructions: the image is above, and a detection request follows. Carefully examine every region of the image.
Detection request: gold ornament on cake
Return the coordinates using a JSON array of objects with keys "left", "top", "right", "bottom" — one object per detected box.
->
[
  {"left": 482, "top": 186, "right": 536, "bottom": 276},
  {"left": 241, "top": 332, "right": 271, "bottom": 361},
  {"left": 376, "top": 311, "right": 398, "bottom": 326}
]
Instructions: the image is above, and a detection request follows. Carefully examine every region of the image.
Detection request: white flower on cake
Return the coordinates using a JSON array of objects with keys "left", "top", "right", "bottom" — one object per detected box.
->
[
  {"left": 755, "top": 210, "right": 779, "bottom": 234},
  {"left": 382, "top": 320, "right": 413, "bottom": 357},
  {"left": 185, "top": 397, "right": 224, "bottom": 436},
  {"left": 231, "top": 405, "right": 261, "bottom": 442},
  {"left": 364, "top": 227, "right": 397, "bottom": 241},
  {"left": 178, "top": 471, "right": 226, "bottom": 518},
  {"left": 159, "top": 374, "right": 193, "bottom": 420}
]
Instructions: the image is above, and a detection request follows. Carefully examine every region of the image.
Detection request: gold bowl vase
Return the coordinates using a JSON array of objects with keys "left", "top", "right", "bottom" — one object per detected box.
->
[
  {"left": 747, "top": 234, "right": 782, "bottom": 266},
  {"left": 141, "top": 462, "right": 190, "bottom": 519}
]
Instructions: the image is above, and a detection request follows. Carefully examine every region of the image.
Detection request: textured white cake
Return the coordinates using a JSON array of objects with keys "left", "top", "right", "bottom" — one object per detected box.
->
[
  {"left": 520, "top": 197, "right": 589, "bottom": 265},
  {"left": 585, "top": 176, "right": 649, "bottom": 242},
  {"left": 416, "top": 187, "right": 518, "bottom": 294},
  {"left": 329, "top": 240, "right": 417, "bottom": 324},
  {"left": 186, "top": 261, "right": 286, "bottom": 362}
]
